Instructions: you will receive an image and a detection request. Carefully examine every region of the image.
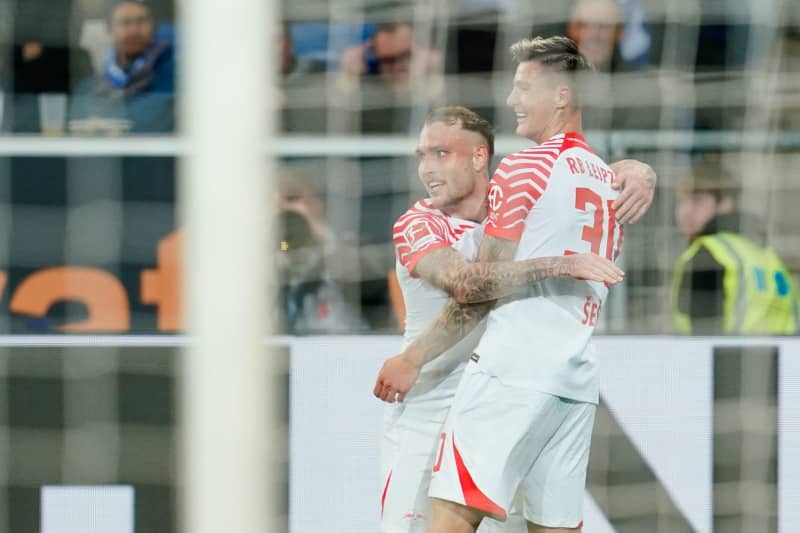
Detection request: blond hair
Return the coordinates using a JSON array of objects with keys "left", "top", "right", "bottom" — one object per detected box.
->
[
  {"left": 510, "top": 36, "right": 593, "bottom": 72},
  {"left": 425, "top": 106, "right": 495, "bottom": 157}
]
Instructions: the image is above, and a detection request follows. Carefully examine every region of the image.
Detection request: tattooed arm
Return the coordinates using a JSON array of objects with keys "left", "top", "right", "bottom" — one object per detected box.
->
[
  {"left": 372, "top": 240, "right": 623, "bottom": 402},
  {"left": 413, "top": 245, "right": 622, "bottom": 304},
  {"left": 375, "top": 232, "right": 625, "bottom": 402},
  {"left": 407, "top": 234, "right": 519, "bottom": 360},
  {"left": 374, "top": 234, "right": 516, "bottom": 402},
  {"left": 374, "top": 154, "right": 647, "bottom": 402}
]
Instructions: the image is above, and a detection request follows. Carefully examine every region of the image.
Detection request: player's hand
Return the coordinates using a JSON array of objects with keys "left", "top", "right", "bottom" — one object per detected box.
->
[
  {"left": 610, "top": 159, "right": 656, "bottom": 224},
  {"left": 561, "top": 253, "right": 624, "bottom": 285},
  {"left": 373, "top": 352, "right": 422, "bottom": 403}
]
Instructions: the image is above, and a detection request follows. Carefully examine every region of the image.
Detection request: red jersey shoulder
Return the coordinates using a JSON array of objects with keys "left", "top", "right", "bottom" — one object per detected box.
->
[
  {"left": 494, "top": 140, "right": 563, "bottom": 181},
  {"left": 485, "top": 140, "right": 566, "bottom": 241},
  {"left": 394, "top": 201, "right": 450, "bottom": 243},
  {"left": 561, "top": 132, "right": 593, "bottom": 154},
  {"left": 392, "top": 201, "right": 453, "bottom": 270},
  {"left": 393, "top": 200, "right": 480, "bottom": 272}
]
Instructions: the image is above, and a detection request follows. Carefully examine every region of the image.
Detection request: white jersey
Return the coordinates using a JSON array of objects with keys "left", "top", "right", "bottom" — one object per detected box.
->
[
  {"left": 392, "top": 199, "right": 485, "bottom": 396},
  {"left": 475, "top": 132, "right": 623, "bottom": 403}
]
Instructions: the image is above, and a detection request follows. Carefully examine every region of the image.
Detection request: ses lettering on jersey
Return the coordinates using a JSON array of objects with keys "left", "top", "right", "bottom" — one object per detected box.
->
[{"left": 582, "top": 296, "right": 602, "bottom": 326}]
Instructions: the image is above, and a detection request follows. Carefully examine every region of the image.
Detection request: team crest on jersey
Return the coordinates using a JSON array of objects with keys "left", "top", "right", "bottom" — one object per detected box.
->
[
  {"left": 487, "top": 183, "right": 504, "bottom": 222},
  {"left": 403, "top": 220, "right": 438, "bottom": 252}
]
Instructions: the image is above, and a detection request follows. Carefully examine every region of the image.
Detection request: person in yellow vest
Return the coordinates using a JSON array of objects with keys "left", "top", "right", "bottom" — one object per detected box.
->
[{"left": 672, "top": 157, "right": 798, "bottom": 334}]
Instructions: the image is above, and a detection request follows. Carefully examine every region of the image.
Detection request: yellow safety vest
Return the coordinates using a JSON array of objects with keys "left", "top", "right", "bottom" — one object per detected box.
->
[{"left": 672, "top": 231, "right": 799, "bottom": 335}]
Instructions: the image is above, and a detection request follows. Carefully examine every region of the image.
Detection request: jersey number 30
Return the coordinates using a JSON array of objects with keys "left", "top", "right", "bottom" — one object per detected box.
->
[{"left": 566, "top": 187, "right": 619, "bottom": 260}]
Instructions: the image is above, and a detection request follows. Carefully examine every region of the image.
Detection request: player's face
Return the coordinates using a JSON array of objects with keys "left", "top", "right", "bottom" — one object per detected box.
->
[
  {"left": 506, "top": 61, "right": 561, "bottom": 143},
  {"left": 416, "top": 122, "right": 481, "bottom": 210},
  {"left": 675, "top": 191, "right": 718, "bottom": 239}
]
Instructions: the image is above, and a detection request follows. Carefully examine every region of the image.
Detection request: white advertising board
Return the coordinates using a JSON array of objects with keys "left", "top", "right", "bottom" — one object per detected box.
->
[{"left": 289, "top": 336, "right": 800, "bottom": 533}]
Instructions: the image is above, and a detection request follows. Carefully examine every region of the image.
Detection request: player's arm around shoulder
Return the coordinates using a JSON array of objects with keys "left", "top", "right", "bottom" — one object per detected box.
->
[
  {"left": 412, "top": 245, "right": 471, "bottom": 295},
  {"left": 374, "top": 238, "right": 513, "bottom": 404},
  {"left": 413, "top": 243, "right": 518, "bottom": 303},
  {"left": 610, "top": 159, "right": 657, "bottom": 224},
  {"left": 413, "top": 238, "right": 624, "bottom": 304}
]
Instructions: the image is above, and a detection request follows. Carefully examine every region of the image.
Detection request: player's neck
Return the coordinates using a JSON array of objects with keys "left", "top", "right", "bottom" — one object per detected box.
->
[
  {"left": 534, "top": 111, "right": 582, "bottom": 144},
  {"left": 443, "top": 184, "right": 488, "bottom": 222}
]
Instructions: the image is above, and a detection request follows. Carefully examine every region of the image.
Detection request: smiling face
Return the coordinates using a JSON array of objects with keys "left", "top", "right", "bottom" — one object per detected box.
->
[
  {"left": 506, "top": 60, "right": 563, "bottom": 144},
  {"left": 416, "top": 121, "right": 487, "bottom": 212}
]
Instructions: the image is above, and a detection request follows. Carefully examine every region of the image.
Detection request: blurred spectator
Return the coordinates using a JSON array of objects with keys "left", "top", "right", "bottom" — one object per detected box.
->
[
  {"left": 777, "top": 24, "right": 800, "bottom": 129},
  {"left": 567, "top": 0, "right": 633, "bottom": 73},
  {"left": 335, "top": 22, "right": 444, "bottom": 133},
  {"left": 565, "top": 0, "right": 626, "bottom": 89},
  {"left": 276, "top": 168, "right": 366, "bottom": 334},
  {"left": 672, "top": 157, "right": 799, "bottom": 335},
  {"left": 70, "top": 0, "right": 175, "bottom": 133},
  {"left": 617, "top": 0, "right": 651, "bottom": 66},
  {"left": 279, "top": 22, "right": 327, "bottom": 133},
  {"left": 566, "top": 0, "right": 661, "bottom": 129},
  {"left": 339, "top": 22, "right": 410, "bottom": 87},
  {"left": 8, "top": 0, "right": 94, "bottom": 132},
  {"left": 281, "top": 22, "right": 325, "bottom": 81}
]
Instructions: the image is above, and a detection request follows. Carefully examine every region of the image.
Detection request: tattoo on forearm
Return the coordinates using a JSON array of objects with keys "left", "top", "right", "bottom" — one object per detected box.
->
[
  {"left": 412, "top": 298, "right": 495, "bottom": 365},
  {"left": 408, "top": 236, "right": 530, "bottom": 364},
  {"left": 452, "top": 256, "right": 567, "bottom": 303}
]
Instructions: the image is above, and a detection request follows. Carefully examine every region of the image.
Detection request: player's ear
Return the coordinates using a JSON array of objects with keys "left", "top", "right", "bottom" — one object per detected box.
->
[
  {"left": 472, "top": 144, "right": 489, "bottom": 171},
  {"left": 555, "top": 84, "right": 572, "bottom": 109}
]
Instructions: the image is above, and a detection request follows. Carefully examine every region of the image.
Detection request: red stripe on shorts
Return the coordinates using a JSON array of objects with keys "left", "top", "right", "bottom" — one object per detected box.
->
[
  {"left": 452, "top": 437, "right": 507, "bottom": 519},
  {"left": 381, "top": 471, "right": 392, "bottom": 518}
]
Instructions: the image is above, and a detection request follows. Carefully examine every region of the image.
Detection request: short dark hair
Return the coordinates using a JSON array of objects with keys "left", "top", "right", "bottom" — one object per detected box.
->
[
  {"left": 375, "top": 22, "right": 412, "bottom": 35},
  {"left": 108, "top": 0, "right": 152, "bottom": 20},
  {"left": 424, "top": 106, "right": 495, "bottom": 158},
  {"left": 510, "top": 36, "right": 593, "bottom": 73},
  {"left": 510, "top": 36, "right": 593, "bottom": 107}
]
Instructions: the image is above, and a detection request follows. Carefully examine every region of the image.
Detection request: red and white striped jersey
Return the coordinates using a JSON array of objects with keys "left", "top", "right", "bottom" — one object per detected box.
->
[
  {"left": 475, "top": 132, "right": 623, "bottom": 403},
  {"left": 393, "top": 199, "right": 486, "bottom": 392}
]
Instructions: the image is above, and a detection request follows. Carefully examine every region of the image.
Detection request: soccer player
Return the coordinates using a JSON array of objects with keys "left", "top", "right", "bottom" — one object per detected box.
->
[
  {"left": 377, "top": 104, "right": 655, "bottom": 532},
  {"left": 376, "top": 37, "right": 627, "bottom": 533}
]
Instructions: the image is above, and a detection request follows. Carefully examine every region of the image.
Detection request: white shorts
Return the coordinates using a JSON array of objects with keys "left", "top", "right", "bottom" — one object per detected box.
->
[
  {"left": 380, "top": 369, "right": 461, "bottom": 532},
  {"left": 380, "top": 367, "right": 524, "bottom": 533},
  {"left": 428, "top": 362, "right": 595, "bottom": 529}
]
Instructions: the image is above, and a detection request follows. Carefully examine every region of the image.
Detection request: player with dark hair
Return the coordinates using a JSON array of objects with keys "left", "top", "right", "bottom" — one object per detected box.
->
[
  {"left": 377, "top": 90, "right": 655, "bottom": 530},
  {"left": 377, "top": 36, "right": 627, "bottom": 533}
]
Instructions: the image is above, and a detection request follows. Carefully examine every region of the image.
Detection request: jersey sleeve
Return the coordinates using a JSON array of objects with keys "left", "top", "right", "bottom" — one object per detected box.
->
[
  {"left": 392, "top": 211, "right": 451, "bottom": 275},
  {"left": 484, "top": 153, "right": 556, "bottom": 242}
]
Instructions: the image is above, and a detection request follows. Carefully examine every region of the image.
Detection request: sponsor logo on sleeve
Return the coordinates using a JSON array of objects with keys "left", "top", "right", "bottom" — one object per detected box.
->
[
  {"left": 403, "top": 220, "right": 438, "bottom": 252},
  {"left": 487, "top": 184, "right": 504, "bottom": 223}
]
